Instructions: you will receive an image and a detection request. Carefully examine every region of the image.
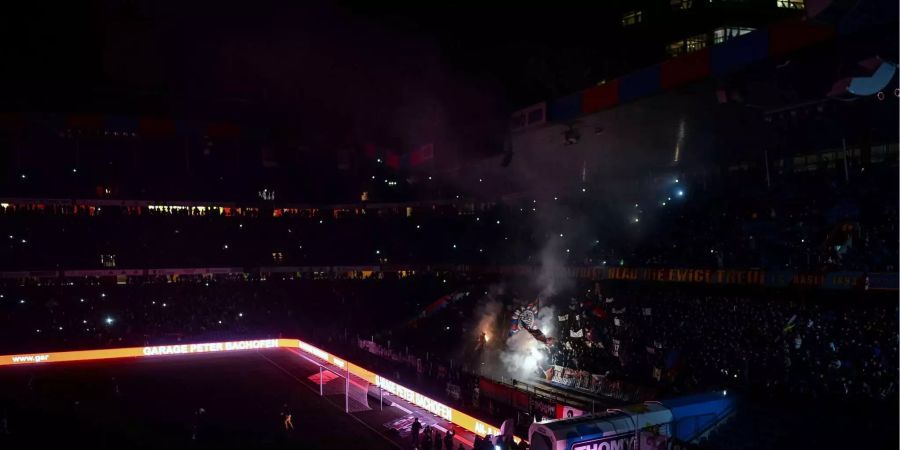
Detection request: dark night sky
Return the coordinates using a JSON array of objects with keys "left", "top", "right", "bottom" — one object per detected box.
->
[{"left": 1, "top": 1, "right": 626, "bottom": 157}]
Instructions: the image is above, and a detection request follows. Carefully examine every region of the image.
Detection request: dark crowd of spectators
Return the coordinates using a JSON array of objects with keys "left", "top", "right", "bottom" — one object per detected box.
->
[
  {"left": 547, "top": 281, "right": 897, "bottom": 403},
  {"left": 0, "top": 274, "right": 453, "bottom": 355},
  {"left": 0, "top": 160, "right": 896, "bottom": 273}
]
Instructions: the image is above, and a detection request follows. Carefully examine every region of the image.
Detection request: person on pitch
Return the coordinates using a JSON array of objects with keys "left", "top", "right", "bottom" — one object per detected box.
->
[{"left": 281, "top": 403, "right": 294, "bottom": 431}]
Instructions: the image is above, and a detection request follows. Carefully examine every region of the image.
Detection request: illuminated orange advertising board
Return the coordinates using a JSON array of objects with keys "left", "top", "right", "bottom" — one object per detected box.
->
[{"left": 0, "top": 339, "right": 282, "bottom": 367}]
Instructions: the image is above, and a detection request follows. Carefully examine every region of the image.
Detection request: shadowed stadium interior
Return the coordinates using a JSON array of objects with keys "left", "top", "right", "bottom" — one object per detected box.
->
[{"left": 0, "top": 1, "right": 898, "bottom": 449}]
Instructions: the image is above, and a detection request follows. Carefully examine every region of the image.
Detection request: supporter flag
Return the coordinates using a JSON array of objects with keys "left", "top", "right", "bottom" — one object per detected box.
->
[
  {"left": 570, "top": 329, "right": 584, "bottom": 338},
  {"left": 406, "top": 292, "right": 468, "bottom": 327},
  {"left": 605, "top": 297, "right": 615, "bottom": 303},
  {"left": 612, "top": 338, "right": 621, "bottom": 357},
  {"left": 543, "top": 366, "right": 555, "bottom": 381},
  {"left": 527, "top": 328, "right": 553, "bottom": 346},
  {"left": 613, "top": 317, "right": 622, "bottom": 327},
  {"left": 510, "top": 301, "right": 539, "bottom": 336},
  {"left": 558, "top": 314, "right": 568, "bottom": 322},
  {"left": 642, "top": 307, "right": 652, "bottom": 316}
]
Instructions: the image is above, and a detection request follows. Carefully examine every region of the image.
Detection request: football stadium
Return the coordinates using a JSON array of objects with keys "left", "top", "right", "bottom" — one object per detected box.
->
[{"left": 0, "top": 1, "right": 897, "bottom": 449}]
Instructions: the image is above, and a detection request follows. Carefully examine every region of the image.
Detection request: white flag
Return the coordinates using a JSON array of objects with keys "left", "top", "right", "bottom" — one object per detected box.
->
[
  {"left": 558, "top": 314, "right": 569, "bottom": 322},
  {"left": 570, "top": 329, "right": 584, "bottom": 338}
]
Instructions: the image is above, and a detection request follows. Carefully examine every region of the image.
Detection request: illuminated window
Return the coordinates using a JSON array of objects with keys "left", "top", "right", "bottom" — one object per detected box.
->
[
  {"left": 100, "top": 254, "right": 117, "bottom": 268},
  {"left": 622, "top": 10, "right": 642, "bottom": 26},
  {"left": 667, "top": 34, "right": 708, "bottom": 57},
  {"left": 777, "top": 0, "right": 804, "bottom": 9},
  {"left": 685, "top": 34, "right": 707, "bottom": 53},
  {"left": 671, "top": 0, "right": 693, "bottom": 9},
  {"left": 713, "top": 27, "right": 755, "bottom": 44}
]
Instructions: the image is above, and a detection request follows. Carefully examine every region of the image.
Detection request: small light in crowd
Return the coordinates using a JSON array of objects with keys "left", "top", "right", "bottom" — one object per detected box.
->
[
  {"left": 533, "top": 200, "right": 537, "bottom": 203},
  {"left": 559, "top": 233, "right": 564, "bottom": 238},
  {"left": 723, "top": 390, "right": 727, "bottom": 396},
  {"left": 582, "top": 187, "right": 586, "bottom": 192},
  {"left": 319, "top": 220, "right": 323, "bottom": 224},
  {"left": 428, "top": 176, "right": 432, "bottom": 180},
  {"left": 371, "top": 175, "right": 375, "bottom": 179},
  {"left": 20, "top": 239, "right": 26, "bottom": 244},
  {"left": 478, "top": 178, "right": 483, "bottom": 182},
  {"left": 58, "top": 326, "right": 63, "bottom": 331},
  {"left": 101, "top": 293, "right": 106, "bottom": 298},
  {"left": 20, "top": 174, "right": 26, "bottom": 179},
  {"left": 218, "top": 320, "right": 222, "bottom": 324},
  {"left": 162, "top": 303, "right": 167, "bottom": 307},
  {"left": 72, "top": 168, "right": 78, "bottom": 173},
  {"left": 496, "top": 220, "right": 500, "bottom": 224},
  {"left": 479, "top": 249, "right": 483, "bottom": 253},
  {"left": 662, "top": 202, "right": 667, "bottom": 206},
  {"left": 7, "top": 235, "right": 12, "bottom": 239},
  {"left": 667, "top": 197, "right": 672, "bottom": 201},
  {"left": 633, "top": 217, "right": 640, "bottom": 223},
  {"left": 634, "top": 203, "right": 639, "bottom": 208},
  {"left": 80, "top": 298, "right": 84, "bottom": 302},
  {"left": 675, "top": 178, "right": 680, "bottom": 183},
  {"left": 452, "top": 244, "right": 457, "bottom": 248},
  {"left": 566, "top": 249, "right": 571, "bottom": 253},
  {"left": 710, "top": 249, "right": 715, "bottom": 253},
  {"left": 676, "top": 190, "right": 684, "bottom": 197},
  {"left": 239, "top": 224, "right": 243, "bottom": 229},
  {"left": 476, "top": 217, "right": 480, "bottom": 221},
  {"left": 19, "top": 299, "right": 25, "bottom": 304},
  {"left": 376, "top": 158, "right": 382, "bottom": 163},
  {"left": 223, "top": 244, "right": 229, "bottom": 250},
  {"left": 82, "top": 320, "right": 87, "bottom": 324},
  {"left": 532, "top": 207, "right": 536, "bottom": 212},
  {"left": 238, "top": 313, "right": 243, "bottom": 317},
  {"left": 36, "top": 329, "right": 40, "bottom": 333},
  {"left": 442, "top": 279, "right": 447, "bottom": 283},
  {"left": 375, "top": 250, "right": 381, "bottom": 255},
  {"left": 105, "top": 316, "right": 114, "bottom": 325},
  {"left": 416, "top": 225, "right": 421, "bottom": 229},
  {"left": 554, "top": 196, "right": 558, "bottom": 200},
  {"left": 801, "top": 239, "right": 805, "bottom": 243},
  {"left": 446, "top": 326, "right": 450, "bottom": 330}
]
